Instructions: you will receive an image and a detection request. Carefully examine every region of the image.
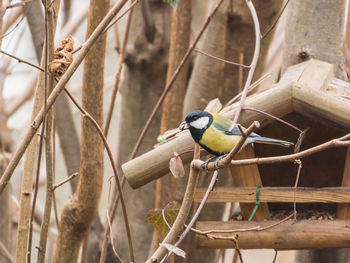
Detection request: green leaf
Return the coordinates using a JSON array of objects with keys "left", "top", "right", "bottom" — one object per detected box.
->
[{"left": 146, "top": 201, "right": 180, "bottom": 237}]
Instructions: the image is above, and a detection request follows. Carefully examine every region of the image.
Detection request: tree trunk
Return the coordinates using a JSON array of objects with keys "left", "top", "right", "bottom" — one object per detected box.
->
[
  {"left": 113, "top": 2, "right": 170, "bottom": 261},
  {"left": 282, "top": 0, "right": 347, "bottom": 80},
  {"left": 53, "top": 0, "right": 109, "bottom": 261},
  {"left": 154, "top": 0, "right": 191, "bottom": 253}
]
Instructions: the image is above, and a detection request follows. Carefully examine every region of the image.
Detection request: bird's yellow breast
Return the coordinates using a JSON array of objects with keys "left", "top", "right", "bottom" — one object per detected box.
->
[{"left": 199, "top": 126, "right": 241, "bottom": 154}]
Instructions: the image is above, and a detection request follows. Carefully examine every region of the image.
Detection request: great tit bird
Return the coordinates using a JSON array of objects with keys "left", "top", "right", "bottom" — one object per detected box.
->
[{"left": 179, "top": 110, "right": 293, "bottom": 166}]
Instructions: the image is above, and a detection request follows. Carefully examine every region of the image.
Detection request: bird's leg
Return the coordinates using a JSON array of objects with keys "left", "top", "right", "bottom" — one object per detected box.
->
[
  {"left": 214, "top": 154, "right": 227, "bottom": 170},
  {"left": 202, "top": 156, "right": 217, "bottom": 171}
]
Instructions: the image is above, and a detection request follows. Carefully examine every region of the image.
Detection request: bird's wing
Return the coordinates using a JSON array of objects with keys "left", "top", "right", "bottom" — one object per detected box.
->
[
  {"left": 211, "top": 113, "right": 261, "bottom": 137},
  {"left": 211, "top": 113, "right": 234, "bottom": 132}
]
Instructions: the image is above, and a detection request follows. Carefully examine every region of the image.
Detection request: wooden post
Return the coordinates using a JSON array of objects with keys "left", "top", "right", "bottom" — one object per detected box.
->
[
  {"left": 337, "top": 147, "right": 350, "bottom": 218},
  {"left": 230, "top": 146, "right": 269, "bottom": 220}
]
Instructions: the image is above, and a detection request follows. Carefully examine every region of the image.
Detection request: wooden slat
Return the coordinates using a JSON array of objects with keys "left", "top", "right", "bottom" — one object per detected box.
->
[
  {"left": 196, "top": 220, "right": 350, "bottom": 249},
  {"left": 194, "top": 187, "right": 350, "bottom": 203}
]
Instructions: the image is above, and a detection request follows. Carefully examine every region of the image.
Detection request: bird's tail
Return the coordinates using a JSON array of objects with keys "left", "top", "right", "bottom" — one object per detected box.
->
[{"left": 252, "top": 136, "right": 294, "bottom": 147}]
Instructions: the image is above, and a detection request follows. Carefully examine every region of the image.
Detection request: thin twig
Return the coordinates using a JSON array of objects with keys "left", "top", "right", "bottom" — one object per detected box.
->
[
  {"left": 0, "top": 240, "right": 14, "bottom": 263},
  {"left": 202, "top": 212, "right": 295, "bottom": 239},
  {"left": 63, "top": 88, "right": 135, "bottom": 262},
  {"left": 107, "top": 208, "right": 125, "bottom": 263},
  {"left": 6, "top": 0, "right": 33, "bottom": 9},
  {"left": 193, "top": 134, "right": 350, "bottom": 170},
  {"left": 129, "top": 0, "right": 225, "bottom": 159},
  {"left": 223, "top": 72, "right": 273, "bottom": 108},
  {"left": 52, "top": 120, "right": 60, "bottom": 230},
  {"left": 232, "top": 237, "right": 243, "bottom": 263},
  {"left": 272, "top": 250, "right": 278, "bottom": 263},
  {"left": 104, "top": 0, "right": 135, "bottom": 135},
  {"left": 293, "top": 160, "right": 302, "bottom": 220},
  {"left": 223, "top": 122, "right": 260, "bottom": 165},
  {"left": 99, "top": 181, "right": 122, "bottom": 263},
  {"left": 260, "top": 0, "right": 290, "bottom": 39},
  {"left": 242, "top": 106, "right": 303, "bottom": 133},
  {"left": 52, "top": 172, "right": 79, "bottom": 190},
  {"left": 102, "top": 179, "right": 125, "bottom": 262},
  {"left": 232, "top": 0, "right": 260, "bottom": 124},
  {"left": 162, "top": 209, "right": 172, "bottom": 230},
  {"left": 0, "top": 49, "right": 44, "bottom": 71},
  {"left": 0, "top": 0, "right": 129, "bottom": 195},
  {"left": 194, "top": 48, "right": 251, "bottom": 69}
]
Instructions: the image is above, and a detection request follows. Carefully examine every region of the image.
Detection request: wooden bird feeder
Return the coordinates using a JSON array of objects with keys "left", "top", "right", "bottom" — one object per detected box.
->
[{"left": 122, "top": 59, "right": 350, "bottom": 250}]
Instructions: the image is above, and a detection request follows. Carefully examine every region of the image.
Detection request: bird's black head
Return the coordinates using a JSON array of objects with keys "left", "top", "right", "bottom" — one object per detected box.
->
[{"left": 179, "top": 110, "right": 213, "bottom": 142}]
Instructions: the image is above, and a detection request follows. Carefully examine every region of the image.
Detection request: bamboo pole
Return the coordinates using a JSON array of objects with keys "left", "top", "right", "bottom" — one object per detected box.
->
[
  {"left": 194, "top": 186, "right": 350, "bottom": 203},
  {"left": 196, "top": 220, "right": 350, "bottom": 249}
]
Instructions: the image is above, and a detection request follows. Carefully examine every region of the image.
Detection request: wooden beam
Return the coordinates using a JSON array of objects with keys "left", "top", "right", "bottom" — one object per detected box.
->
[
  {"left": 194, "top": 186, "right": 350, "bottom": 203},
  {"left": 292, "top": 84, "right": 350, "bottom": 129},
  {"left": 230, "top": 146, "right": 270, "bottom": 220},
  {"left": 196, "top": 220, "right": 350, "bottom": 249}
]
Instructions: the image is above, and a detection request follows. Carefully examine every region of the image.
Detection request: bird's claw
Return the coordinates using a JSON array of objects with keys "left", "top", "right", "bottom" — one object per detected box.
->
[
  {"left": 203, "top": 156, "right": 216, "bottom": 171},
  {"left": 202, "top": 155, "right": 227, "bottom": 170},
  {"left": 214, "top": 154, "right": 227, "bottom": 170}
]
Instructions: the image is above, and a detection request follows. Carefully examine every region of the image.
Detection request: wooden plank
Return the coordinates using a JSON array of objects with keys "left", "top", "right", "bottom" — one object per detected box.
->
[
  {"left": 194, "top": 187, "right": 350, "bottom": 203},
  {"left": 230, "top": 146, "right": 270, "bottom": 220},
  {"left": 196, "top": 220, "right": 350, "bottom": 249}
]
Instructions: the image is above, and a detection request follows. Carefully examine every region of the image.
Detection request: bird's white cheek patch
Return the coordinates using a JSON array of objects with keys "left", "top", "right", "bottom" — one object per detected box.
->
[{"left": 190, "top": 116, "right": 209, "bottom": 129}]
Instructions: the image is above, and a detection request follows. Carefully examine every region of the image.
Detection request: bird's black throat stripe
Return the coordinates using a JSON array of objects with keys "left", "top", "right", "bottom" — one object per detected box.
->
[{"left": 189, "top": 127, "right": 205, "bottom": 143}]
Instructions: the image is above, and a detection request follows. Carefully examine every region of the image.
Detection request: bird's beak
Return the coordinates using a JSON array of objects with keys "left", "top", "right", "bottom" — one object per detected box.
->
[{"left": 179, "top": 121, "right": 190, "bottom": 130}]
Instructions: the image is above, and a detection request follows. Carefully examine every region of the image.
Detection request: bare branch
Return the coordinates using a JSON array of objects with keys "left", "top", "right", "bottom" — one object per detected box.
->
[
  {"left": 52, "top": 172, "right": 79, "bottom": 190},
  {"left": 192, "top": 134, "right": 350, "bottom": 170},
  {"left": 260, "top": 0, "right": 290, "bottom": 39},
  {"left": 232, "top": 0, "right": 260, "bottom": 124},
  {"left": 194, "top": 48, "right": 251, "bottom": 69}
]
